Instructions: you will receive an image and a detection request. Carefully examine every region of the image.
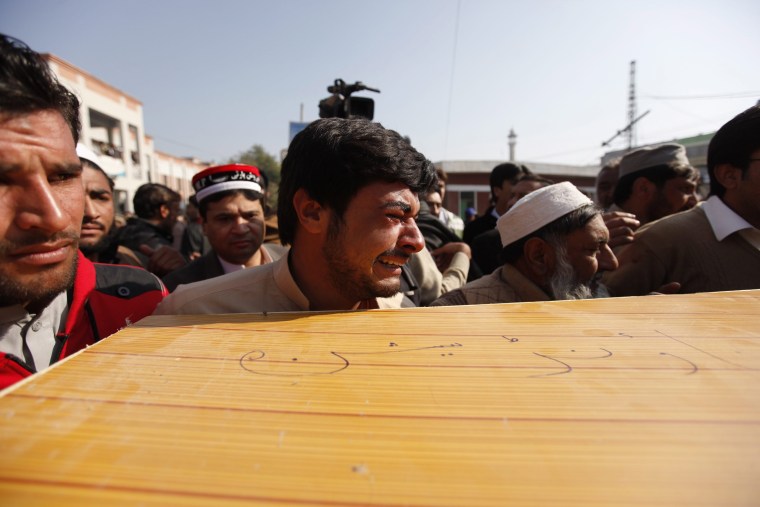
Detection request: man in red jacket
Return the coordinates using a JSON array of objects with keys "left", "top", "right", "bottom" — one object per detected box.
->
[{"left": 0, "top": 34, "right": 166, "bottom": 390}]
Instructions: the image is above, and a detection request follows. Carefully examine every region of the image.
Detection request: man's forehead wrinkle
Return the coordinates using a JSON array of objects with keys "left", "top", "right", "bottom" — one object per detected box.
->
[
  {"left": 0, "top": 160, "right": 81, "bottom": 173},
  {"left": 1, "top": 113, "right": 75, "bottom": 148}
]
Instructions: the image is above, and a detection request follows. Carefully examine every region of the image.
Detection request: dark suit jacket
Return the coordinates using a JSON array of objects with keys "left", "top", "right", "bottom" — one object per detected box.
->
[
  {"left": 470, "top": 228, "right": 503, "bottom": 276},
  {"left": 116, "top": 217, "right": 174, "bottom": 267},
  {"left": 463, "top": 207, "right": 497, "bottom": 245},
  {"left": 162, "top": 244, "right": 287, "bottom": 292}
]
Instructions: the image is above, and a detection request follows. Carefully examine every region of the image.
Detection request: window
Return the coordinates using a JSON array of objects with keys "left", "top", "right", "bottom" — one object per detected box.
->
[
  {"left": 129, "top": 125, "right": 141, "bottom": 179},
  {"left": 458, "top": 191, "right": 476, "bottom": 218},
  {"left": 88, "top": 109, "right": 123, "bottom": 160}
]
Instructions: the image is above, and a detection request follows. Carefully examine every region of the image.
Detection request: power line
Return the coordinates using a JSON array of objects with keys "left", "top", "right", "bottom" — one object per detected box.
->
[
  {"left": 443, "top": 0, "right": 461, "bottom": 159},
  {"left": 643, "top": 91, "right": 760, "bottom": 100},
  {"left": 628, "top": 60, "right": 637, "bottom": 149},
  {"left": 150, "top": 134, "right": 226, "bottom": 159},
  {"left": 524, "top": 143, "right": 603, "bottom": 162}
]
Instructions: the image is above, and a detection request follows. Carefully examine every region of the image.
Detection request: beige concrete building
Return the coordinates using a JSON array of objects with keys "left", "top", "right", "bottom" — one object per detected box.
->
[{"left": 44, "top": 54, "right": 206, "bottom": 214}]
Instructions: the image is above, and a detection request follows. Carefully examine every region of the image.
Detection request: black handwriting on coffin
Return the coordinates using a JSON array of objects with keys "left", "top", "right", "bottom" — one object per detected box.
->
[
  {"left": 238, "top": 343, "right": 463, "bottom": 377},
  {"left": 239, "top": 350, "right": 349, "bottom": 376}
]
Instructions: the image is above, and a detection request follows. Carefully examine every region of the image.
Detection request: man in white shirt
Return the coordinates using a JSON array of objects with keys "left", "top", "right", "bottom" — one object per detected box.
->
[
  {"left": 154, "top": 118, "right": 436, "bottom": 314},
  {"left": 604, "top": 105, "right": 760, "bottom": 296}
]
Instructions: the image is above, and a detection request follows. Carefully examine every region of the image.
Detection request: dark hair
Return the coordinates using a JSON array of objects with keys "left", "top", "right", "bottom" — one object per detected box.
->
[
  {"left": 489, "top": 163, "right": 531, "bottom": 203},
  {"left": 0, "top": 34, "right": 80, "bottom": 143},
  {"left": 277, "top": 118, "right": 437, "bottom": 245},
  {"left": 517, "top": 173, "right": 555, "bottom": 186},
  {"left": 707, "top": 105, "right": 760, "bottom": 198},
  {"left": 81, "top": 159, "right": 114, "bottom": 191},
  {"left": 435, "top": 166, "right": 448, "bottom": 183},
  {"left": 197, "top": 189, "right": 263, "bottom": 220},
  {"left": 501, "top": 204, "right": 600, "bottom": 265},
  {"left": 133, "top": 183, "right": 180, "bottom": 219},
  {"left": 612, "top": 163, "right": 697, "bottom": 205},
  {"left": 597, "top": 158, "right": 621, "bottom": 181}
]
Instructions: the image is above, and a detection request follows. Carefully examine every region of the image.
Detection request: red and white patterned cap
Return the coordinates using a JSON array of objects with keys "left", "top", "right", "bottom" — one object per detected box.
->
[{"left": 192, "top": 164, "right": 263, "bottom": 203}]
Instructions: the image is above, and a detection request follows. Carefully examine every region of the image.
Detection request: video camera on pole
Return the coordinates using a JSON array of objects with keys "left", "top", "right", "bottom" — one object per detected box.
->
[{"left": 318, "top": 78, "right": 380, "bottom": 120}]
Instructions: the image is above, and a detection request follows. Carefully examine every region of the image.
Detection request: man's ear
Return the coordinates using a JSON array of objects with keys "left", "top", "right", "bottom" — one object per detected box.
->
[
  {"left": 159, "top": 204, "right": 170, "bottom": 219},
  {"left": 292, "top": 188, "right": 328, "bottom": 234},
  {"left": 523, "top": 237, "right": 555, "bottom": 277},
  {"left": 713, "top": 163, "right": 742, "bottom": 191},
  {"left": 632, "top": 176, "right": 655, "bottom": 199}
]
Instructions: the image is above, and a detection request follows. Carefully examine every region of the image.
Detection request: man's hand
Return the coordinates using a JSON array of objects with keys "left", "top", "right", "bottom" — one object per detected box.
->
[
  {"left": 139, "top": 245, "right": 187, "bottom": 277},
  {"left": 431, "top": 242, "right": 471, "bottom": 272},
  {"left": 650, "top": 282, "right": 681, "bottom": 295},
  {"left": 602, "top": 211, "right": 640, "bottom": 250}
]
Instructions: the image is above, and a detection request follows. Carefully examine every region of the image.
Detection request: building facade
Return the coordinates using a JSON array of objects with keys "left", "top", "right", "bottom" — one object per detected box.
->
[
  {"left": 439, "top": 130, "right": 713, "bottom": 220},
  {"left": 437, "top": 160, "right": 599, "bottom": 218},
  {"left": 44, "top": 54, "right": 206, "bottom": 214}
]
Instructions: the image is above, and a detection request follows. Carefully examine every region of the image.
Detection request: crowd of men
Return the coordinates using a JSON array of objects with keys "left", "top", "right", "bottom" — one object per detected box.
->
[{"left": 1, "top": 33, "right": 759, "bottom": 389}]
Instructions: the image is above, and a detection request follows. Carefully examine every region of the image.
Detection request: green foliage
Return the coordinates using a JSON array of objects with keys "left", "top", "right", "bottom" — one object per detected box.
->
[
  {"left": 228, "top": 144, "right": 281, "bottom": 212},
  {"left": 229, "top": 144, "right": 280, "bottom": 183}
]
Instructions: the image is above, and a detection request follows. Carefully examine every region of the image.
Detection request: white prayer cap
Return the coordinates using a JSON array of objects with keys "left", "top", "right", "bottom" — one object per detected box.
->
[
  {"left": 497, "top": 181, "right": 594, "bottom": 247},
  {"left": 76, "top": 143, "right": 103, "bottom": 171}
]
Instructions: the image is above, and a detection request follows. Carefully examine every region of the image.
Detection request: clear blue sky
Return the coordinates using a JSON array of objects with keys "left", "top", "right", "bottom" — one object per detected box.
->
[{"left": 2, "top": 0, "right": 758, "bottom": 166}]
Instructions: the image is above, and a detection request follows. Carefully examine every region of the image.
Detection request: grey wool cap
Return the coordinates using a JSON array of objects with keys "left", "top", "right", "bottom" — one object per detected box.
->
[{"left": 619, "top": 143, "right": 691, "bottom": 179}]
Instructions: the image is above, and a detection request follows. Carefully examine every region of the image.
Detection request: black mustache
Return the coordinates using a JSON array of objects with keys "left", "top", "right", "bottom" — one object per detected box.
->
[
  {"left": 82, "top": 217, "right": 106, "bottom": 230},
  {"left": 379, "top": 249, "right": 411, "bottom": 260},
  {"left": 0, "top": 230, "right": 79, "bottom": 255}
]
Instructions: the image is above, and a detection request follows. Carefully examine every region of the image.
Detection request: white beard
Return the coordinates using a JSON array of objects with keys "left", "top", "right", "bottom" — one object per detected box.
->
[{"left": 549, "top": 246, "right": 594, "bottom": 301}]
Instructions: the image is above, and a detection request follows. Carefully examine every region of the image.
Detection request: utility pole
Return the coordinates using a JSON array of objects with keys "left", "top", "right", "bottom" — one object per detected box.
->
[
  {"left": 602, "top": 60, "right": 649, "bottom": 150},
  {"left": 628, "top": 60, "right": 637, "bottom": 149}
]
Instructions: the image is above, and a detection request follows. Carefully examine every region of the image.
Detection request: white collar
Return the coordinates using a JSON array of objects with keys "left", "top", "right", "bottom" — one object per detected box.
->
[
  {"left": 217, "top": 255, "right": 244, "bottom": 274},
  {"left": 701, "top": 195, "right": 757, "bottom": 241},
  {"left": 216, "top": 245, "right": 273, "bottom": 274}
]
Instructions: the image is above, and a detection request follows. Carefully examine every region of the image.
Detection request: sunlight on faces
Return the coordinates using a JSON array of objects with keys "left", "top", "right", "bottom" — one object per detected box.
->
[
  {"left": 547, "top": 215, "right": 610, "bottom": 301},
  {"left": 595, "top": 166, "right": 618, "bottom": 209},
  {"left": 202, "top": 193, "right": 265, "bottom": 266},
  {"left": 80, "top": 165, "right": 115, "bottom": 254},
  {"left": 321, "top": 182, "right": 424, "bottom": 301},
  {"left": 425, "top": 191, "right": 442, "bottom": 216},
  {"left": 0, "top": 111, "right": 84, "bottom": 307},
  {"left": 649, "top": 175, "right": 699, "bottom": 221},
  {"left": 549, "top": 246, "right": 593, "bottom": 301}
]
